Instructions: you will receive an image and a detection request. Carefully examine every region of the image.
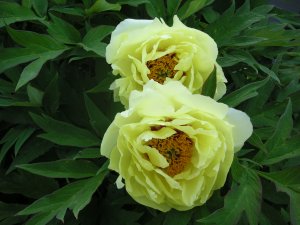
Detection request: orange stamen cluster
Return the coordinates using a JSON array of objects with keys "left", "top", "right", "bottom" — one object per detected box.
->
[
  {"left": 147, "top": 131, "right": 193, "bottom": 177},
  {"left": 146, "top": 53, "right": 178, "bottom": 84}
]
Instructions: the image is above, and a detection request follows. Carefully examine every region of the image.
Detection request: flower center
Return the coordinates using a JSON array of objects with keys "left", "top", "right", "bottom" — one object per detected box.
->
[
  {"left": 146, "top": 53, "right": 178, "bottom": 84},
  {"left": 146, "top": 131, "right": 193, "bottom": 177}
]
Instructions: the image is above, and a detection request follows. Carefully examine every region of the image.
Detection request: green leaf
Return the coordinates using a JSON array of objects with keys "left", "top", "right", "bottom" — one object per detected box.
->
[
  {"left": 18, "top": 163, "right": 108, "bottom": 221},
  {"left": 27, "top": 84, "right": 44, "bottom": 106},
  {"left": 25, "top": 211, "right": 57, "bottom": 225},
  {"left": 0, "top": 48, "right": 40, "bottom": 74},
  {"left": 49, "top": 6, "right": 85, "bottom": 16},
  {"left": 202, "top": 6, "right": 220, "bottom": 23},
  {"left": 289, "top": 191, "right": 300, "bottom": 225},
  {"left": 86, "top": 76, "right": 114, "bottom": 93},
  {"left": 85, "top": 0, "right": 121, "bottom": 15},
  {"left": 145, "top": 0, "right": 165, "bottom": 18},
  {"left": 166, "top": 0, "right": 182, "bottom": 17},
  {"left": 0, "top": 1, "right": 40, "bottom": 27},
  {"left": 262, "top": 136, "right": 300, "bottom": 165},
  {"left": 220, "top": 77, "right": 269, "bottom": 107},
  {"left": 116, "top": 0, "right": 149, "bottom": 7},
  {"left": 265, "top": 99, "right": 293, "bottom": 152},
  {"left": 7, "top": 139, "right": 53, "bottom": 174},
  {"left": 205, "top": 2, "right": 265, "bottom": 47},
  {"left": 47, "top": 14, "right": 81, "bottom": 44},
  {"left": 30, "top": 113, "right": 100, "bottom": 147},
  {"left": 73, "top": 148, "right": 100, "bottom": 159},
  {"left": 164, "top": 210, "right": 192, "bottom": 225},
  {"left": 32, "top": 0, "right": 48, "bottom": 17},
  {"left": 218, "top": 50, "right": 280, "bottom": 84},
  {"left": 247, "top": 131, "right": 267, "bottom": 153},
  {"left": 202, "top": 66, "right": 216, "bottom": 98},
  {"left": 42, "top": 73, "right": 60, "bottom": 114},
  {"left": 0, "top": 216, "right": 28, "bottom": 225},
  {"left": 177, "top": 0, "right": 213, "bottom": 20},
  {"left": 17, "top": 159, "right": 98, "bottom": 178},
  {"left": 14, "top": 127, "right": 36, "bottom": 155},
  {"left": 199, "top": 166, "right": 261, "bottom": 225},
  {"left": 258, "top": 167, "right": 300, "bottom": 189},
  {"left": 0, "top": 202, "right": 25, "bottom": 221},
  {"left": 0, "top": 170, "right": 59, "bottom": 199},
  {"left": 16, "top": 50, "right": 66, "bottom": 90},
  {"left": 80, "top": 25, "right": 114, "bottom": 57},
  {"left": 7, "top": 27, "right": 63, "bottom": 50},
  {"left": 0, "top": 127, "right": 23, "bottom": 164},
  {"left": 84, "top": 94, "right": 111, "bottom": 136}
]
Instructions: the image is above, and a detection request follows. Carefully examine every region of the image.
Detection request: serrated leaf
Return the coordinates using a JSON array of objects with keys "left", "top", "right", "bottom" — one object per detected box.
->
[
  {"left": 47, "top": 14, "right": 81, "bottom": 44},
  {"left": 202, "top": 66, "right": 216, "bottom": 98},
  {"left": 205, "top": 2, "right": 265, "bottom": 47},
  {"left": 84, "top": 94, "right": 111, "bottom": 136},
  {"left": 30, "top": 113, "right": 100, "bottom": 147},
  {"left": 85, "top": 0, "right": 121, "bottom": 15},
  {"left": 220, "top": 77, "right": 269, "bottom": 107},
  {"left": 18, "top": 163, "right": 108, "bottom": 221},
  {"left": 17, "top": 159, "right": 98, "bottom": 178},
  {"left": 265, "top": 99, "right": 293, "bottom": 152},
  {"left": 218, "top": 50, "right": 280, "bottom": 83},
  {"left": 0, "top": 2, "right": 40, "bottom": 27},
  {"left": 199, "top": 166, "right": 261, "bottom": 225}
]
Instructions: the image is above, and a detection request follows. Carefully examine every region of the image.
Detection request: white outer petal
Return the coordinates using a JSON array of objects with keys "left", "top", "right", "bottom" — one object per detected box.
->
[
  {"left": 225, "top": 108, "right": 253, "bottom": 152},
  {"left": 111, "top": 18, "right": 153, "bottom": 38},
  {"left": 100, "top": 122, "right": 119, "bottom": 158}
]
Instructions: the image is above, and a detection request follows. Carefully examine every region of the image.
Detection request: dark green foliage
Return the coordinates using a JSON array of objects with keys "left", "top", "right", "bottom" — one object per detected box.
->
[{"left": 0, "top": 0, "right": 299, "bottom": 224}]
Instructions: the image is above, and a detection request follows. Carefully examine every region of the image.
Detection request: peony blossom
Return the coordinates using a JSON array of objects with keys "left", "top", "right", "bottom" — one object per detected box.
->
[
  {"left": 106, "top": 16, "right": 227, "bottom": 107},
  {"left": 101, "top": 81, "right": 252, "bottom": 211}
]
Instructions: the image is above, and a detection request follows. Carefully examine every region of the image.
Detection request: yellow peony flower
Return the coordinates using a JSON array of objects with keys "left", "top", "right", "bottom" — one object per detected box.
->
[
  {"left": 101, "top": 80, "right": 253, "bottom": 212},
  {"left": 106, "top": 16, "right": 227, "bottom": 107}
]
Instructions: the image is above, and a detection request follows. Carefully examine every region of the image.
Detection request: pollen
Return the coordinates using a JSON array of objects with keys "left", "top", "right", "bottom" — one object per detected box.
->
[
  {"left": 147, "top": 131, "right": 193, "bottom": 177},
  {"left": 146, "top": 53, "right": 178, "bottom": 84}
]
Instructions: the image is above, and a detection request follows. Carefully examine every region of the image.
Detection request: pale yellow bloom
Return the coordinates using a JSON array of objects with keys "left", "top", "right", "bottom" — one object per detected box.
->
[
  {"left": 106, "top": 16, "right": 227, "bottom": 107},
  {"left": 101, "top": 81, "right": 252, "bottom": 212}
]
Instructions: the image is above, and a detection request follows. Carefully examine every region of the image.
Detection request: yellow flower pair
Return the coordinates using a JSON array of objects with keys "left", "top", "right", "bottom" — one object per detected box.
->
[{"left": 101, "top": 16, "right": 253, "bottom": 211}]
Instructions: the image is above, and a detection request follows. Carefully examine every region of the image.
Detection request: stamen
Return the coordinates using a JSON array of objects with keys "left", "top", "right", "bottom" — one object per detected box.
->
[
  {"left": 146, "top": 53, "right": 178, "bottom": 84},
  {"left": 146, "top": 131, "right": 193, "bottom": 177}
]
